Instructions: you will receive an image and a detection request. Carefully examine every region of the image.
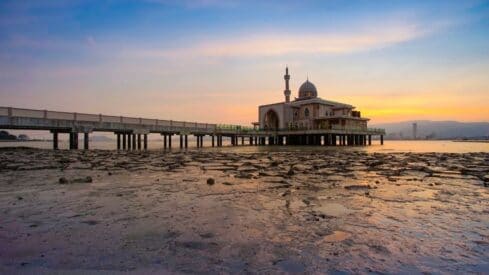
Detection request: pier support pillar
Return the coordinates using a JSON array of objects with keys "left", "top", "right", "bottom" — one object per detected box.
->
[
  {"left": 84, "top": 133, "right": 89, "bottom": 150},
  {"left": 127, "top": 134, "right": 132, "bottom": 150},
  {"left": 144, "top": 134, "right": 148, "bottom": 150},
  {"left": 122, "top": 134, "right": 127, "bottom": 150},
  {"left": 69, "top": 132, "right": 73, "bottom": 149},
  {"left": 380, "top": 135, "right": 384, "bottom": 145},
  {"left": 52, "top": 132, "right": 58, "bottom": 150},
  {"left": 132, "top": 134, "right": 136, "bottom": 150},
  {"left": 137, "top": 134, "right": 141, "bottom": 150},
  {"left": 73, "top": 133, "right": 79, "bottom": 150},
  {"left": 184, "top": 135, "right": 188, "bottom": 148},
  {"left": 211, "top": 135, "right": 215, "bottom": 147},
  {"left": 179, "top": 135, "right": 183, "bottom": 149},
  {"left": 241, "top": 136, "right": 244, "bottom": 145},
  {"left": 168, "top": 134, "right": 172, "bottom": 148},
  {"left": 163, "top": 134, "right": 167, "bottom": 149},
  {"left": 74, "top": 132, "right": 79, "bottom": 149},
  {"left": 116, "top": 133, "right": 121, "bottom": 150},
  {"left": 368, "top": 135, "right": 372, "bottom": 146}
]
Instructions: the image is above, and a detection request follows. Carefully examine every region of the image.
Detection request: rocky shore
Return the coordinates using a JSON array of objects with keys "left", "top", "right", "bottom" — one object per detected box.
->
[{"left": 0, "top": 148, "right": 488, "bottom": 273}]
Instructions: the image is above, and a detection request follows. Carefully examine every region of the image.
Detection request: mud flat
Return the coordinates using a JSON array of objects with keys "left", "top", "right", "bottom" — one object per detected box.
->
[{"left": 0, "top": 148, "right": 488, "bottom": 274}]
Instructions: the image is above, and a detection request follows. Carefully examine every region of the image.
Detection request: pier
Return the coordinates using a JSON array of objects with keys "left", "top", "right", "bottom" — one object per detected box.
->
[{"left": 0, "top": 107, "right": 384, "bottom": 150}]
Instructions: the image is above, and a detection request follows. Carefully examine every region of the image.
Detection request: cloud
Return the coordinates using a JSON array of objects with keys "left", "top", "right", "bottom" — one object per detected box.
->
[{"left": 132, "top": 23, "right": 428, "bottom": 59}]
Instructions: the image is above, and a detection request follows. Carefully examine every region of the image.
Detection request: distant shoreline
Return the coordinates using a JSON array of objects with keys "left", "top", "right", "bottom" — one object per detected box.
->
[{"left": 452, "top": 140, "right": 489, "bottom": 143}]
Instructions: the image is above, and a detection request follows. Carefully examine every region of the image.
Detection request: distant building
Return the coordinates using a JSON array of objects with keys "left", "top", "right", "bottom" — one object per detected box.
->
[{"left": 257, "top": 67, "right": 369, "bottom": 131}]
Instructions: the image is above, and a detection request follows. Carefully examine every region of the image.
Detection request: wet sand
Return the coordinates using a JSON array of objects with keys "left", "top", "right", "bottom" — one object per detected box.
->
[{"left": 0, "top": 148, "right": 488, "bottom": 274}]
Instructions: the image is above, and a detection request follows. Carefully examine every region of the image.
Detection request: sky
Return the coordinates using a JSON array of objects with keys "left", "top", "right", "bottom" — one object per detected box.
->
[{"left": 1, "top": 0, "right": 488, "bottom": 125}]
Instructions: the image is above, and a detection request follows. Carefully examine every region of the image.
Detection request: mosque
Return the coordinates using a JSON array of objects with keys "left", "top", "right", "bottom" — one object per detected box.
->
[{"left": 257, "top": 67, "right": 369, "bottom": 131}]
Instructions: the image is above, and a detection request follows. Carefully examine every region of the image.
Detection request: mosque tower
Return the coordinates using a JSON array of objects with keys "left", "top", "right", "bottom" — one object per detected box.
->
[{"left": 284, "top": 66, "right": 291, "bottom": 103}]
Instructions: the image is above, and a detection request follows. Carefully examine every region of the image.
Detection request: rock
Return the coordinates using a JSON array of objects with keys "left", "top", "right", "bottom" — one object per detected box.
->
[
  {"left": 368, "top": 160, "right": 384, "bottom": 167},
  {"left": 60, "top": 176, "right": 93, "bottom": 184},
  {"left": 237, "top": 165, "right": 257, "bottom": 172},
  {"left": 270, "top": 161, "right": 279, "bottom": 167},
  {"left": 236, "top": 172, "right": 254, "bottom": 179},
  {"left": 344, "top": 184, "right": 371, "bottom": 190},
  {"left": 280, "top": 190, "right": 291, "bottom": 197},
  {"left": 73, "top": 176, "right": 93, "bottom": 183},
  {"left": 207, "top": 178, "right": 215, "bottom": 185},
  {"left": 287, "top": 168, "right": 295, "bottom": 176},
  {"left": 222, "top": 181, "right": 233, "bottom": 186}
]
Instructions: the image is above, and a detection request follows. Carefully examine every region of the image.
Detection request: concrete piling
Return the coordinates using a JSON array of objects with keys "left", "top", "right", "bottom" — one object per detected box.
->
[
  {"left": 84, "top": 133, "right": 89, "bottom": 150},
  {"left": 52, "top": 131, "right": 58, "bottom": 150}
]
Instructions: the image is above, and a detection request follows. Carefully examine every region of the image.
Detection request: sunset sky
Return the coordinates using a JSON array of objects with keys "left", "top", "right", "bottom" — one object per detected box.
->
[{"left": 1, "top": 0, "right": 488, "bottom": 125}]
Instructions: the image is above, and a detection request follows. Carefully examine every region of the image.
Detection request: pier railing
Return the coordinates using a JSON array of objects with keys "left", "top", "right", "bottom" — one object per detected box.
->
[
  {"left": 0, "top": 106, "right": 220, "bottom": 132},
  {"left": 0, "top": 106, "right": 385, "bottom": 136}
]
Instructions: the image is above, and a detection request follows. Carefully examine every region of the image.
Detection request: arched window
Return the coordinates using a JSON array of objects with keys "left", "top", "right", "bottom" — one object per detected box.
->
[{"left": 304, "top": 108, "right": 310, "bottom": 117}]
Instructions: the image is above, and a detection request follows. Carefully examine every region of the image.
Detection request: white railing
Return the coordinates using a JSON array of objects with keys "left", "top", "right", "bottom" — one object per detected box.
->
[
  {"left": 76, "top": 113, "right": 99, "bottom": 122},
  {"left": 102, "top": 115, "right": 120, "bottom": 123},
  {"left": 0, "top": 107, "right": 8, "bottom": 116},
  {"left": 12, "top": 108, "right": 45, "bottom": 118},
  {"left": 47, "top": 111, "right": 75, "bottom": 120},
  {"left": 0, "top": 106, "right": 228, "bottom": 131},
  {"left": 157, "top": 120, "right": 172, "bottom": 127}
]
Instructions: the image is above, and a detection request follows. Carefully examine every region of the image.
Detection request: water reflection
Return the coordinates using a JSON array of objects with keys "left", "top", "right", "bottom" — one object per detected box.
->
[{"left": 1, "top": 140, "right": 488, "bottom": 153}]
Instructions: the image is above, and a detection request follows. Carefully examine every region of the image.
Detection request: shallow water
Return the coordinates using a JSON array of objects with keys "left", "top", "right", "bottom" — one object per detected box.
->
[
  {"left": 0, "top": 149, "right": 488, "bottom": 273},
  {"left": 1, "top": 139, "right": 488, "bottom": 153}
]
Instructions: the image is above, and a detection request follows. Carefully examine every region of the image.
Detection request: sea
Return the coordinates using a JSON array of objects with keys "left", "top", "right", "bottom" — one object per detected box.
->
[{"left": 1, "top": 139, "right": 488, "bottom": 153}]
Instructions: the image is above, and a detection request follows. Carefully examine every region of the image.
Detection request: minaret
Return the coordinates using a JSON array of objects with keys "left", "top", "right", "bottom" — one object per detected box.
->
[{"left": 284, "top": 66, "right": 291, "bottom": 103}]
